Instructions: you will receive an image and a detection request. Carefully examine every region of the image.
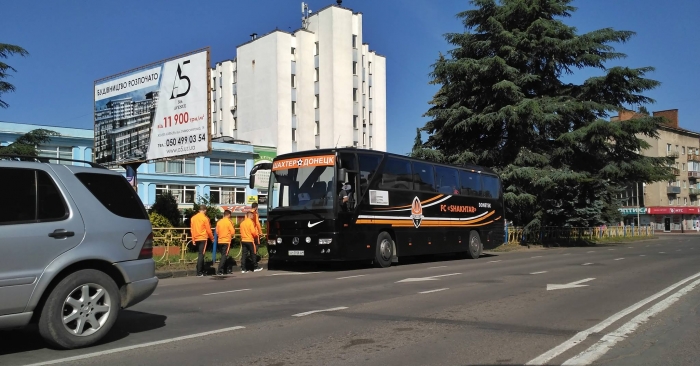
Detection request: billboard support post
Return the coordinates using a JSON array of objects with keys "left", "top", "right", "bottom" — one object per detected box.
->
[{"left": 123, "top": 163, "right": 141, "bottom": 192}]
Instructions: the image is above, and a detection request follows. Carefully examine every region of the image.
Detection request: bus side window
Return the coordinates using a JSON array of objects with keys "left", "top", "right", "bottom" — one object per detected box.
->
[
  {"left": 378, "top": 157, "right": 412, "bottom": 190},
  {"left": 358, "top": 153, "right": 382, "bottom": 195},
  {"left": 412, "top": 162, "right": 436, "bottom": 192},
  {"left": 435, "top": 166, "right": 459, "bottom": 195},
  {"left": 482, "top": 175, "right": 500, "bottom": 198},
  {"left": 459, "top": 170, "right": 481, "bottom": 197}
]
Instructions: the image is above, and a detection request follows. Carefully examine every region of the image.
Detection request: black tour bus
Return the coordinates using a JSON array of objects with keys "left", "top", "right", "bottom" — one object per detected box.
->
[{"left": 249, "top": 148, "right": 505, "bottom": 268}]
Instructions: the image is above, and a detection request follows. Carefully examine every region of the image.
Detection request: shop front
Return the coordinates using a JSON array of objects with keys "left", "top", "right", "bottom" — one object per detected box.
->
[
  {"left": 647, "top": 207, "right": 700, "bottom": 233},
  {"left": 618, "top": 207, "right": 651, "bottom": 226}
]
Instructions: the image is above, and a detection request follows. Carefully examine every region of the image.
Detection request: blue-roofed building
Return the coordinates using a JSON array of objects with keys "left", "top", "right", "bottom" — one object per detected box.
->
[{"left": 0, "top": 121, "right": 272, "bottom": 223}]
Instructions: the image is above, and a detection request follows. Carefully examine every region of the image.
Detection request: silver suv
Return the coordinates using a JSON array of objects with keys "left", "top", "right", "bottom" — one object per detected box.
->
[{"left": 0, "top": 155, "right": 158, "bottom": 349}]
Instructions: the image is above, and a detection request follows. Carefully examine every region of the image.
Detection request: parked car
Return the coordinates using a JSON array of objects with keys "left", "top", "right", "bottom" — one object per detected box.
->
[{"left": 0, "top": 155, "right": 158, "bottom": 349}]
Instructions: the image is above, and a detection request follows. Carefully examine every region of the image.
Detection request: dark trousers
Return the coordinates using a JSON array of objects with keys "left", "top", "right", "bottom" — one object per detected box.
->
[
  {"left": 241, "top": 242, "right": 257, "bottom": 271},
  {"left": 195, "top": 240, "right": 207, "bottom": 275},
  {"left": 217, "top": 241, "right": 232, "bottom": 274}
]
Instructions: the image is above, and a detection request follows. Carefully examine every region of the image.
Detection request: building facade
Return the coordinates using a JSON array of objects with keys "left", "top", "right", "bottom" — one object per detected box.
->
[
  {"left": 0, "top": 121, "right": 272, "bottom": 223},
  {"left": 209, "top": 3, "right": 387, "bottom": 155},
  {"left": 613, "top": 109, "right": 700, "bottom": 232}
]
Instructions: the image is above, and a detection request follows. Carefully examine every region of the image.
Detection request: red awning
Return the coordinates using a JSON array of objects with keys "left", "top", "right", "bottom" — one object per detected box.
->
[{"left": 647, "top": 207, "right": 700, "bottom": 215}]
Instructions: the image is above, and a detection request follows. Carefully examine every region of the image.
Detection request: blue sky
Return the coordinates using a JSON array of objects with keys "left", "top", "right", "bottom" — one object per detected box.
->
[{"left": 2, "top": 0, "right": 699, "bottom": 155}]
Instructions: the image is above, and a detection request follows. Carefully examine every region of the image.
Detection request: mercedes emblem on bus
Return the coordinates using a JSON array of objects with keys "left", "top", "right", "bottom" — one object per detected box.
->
[{"left": 292, "top": 237, "right": 300, "bottom": 245}]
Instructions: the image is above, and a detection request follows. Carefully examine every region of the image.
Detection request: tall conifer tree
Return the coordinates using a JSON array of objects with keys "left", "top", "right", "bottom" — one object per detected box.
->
[{"left": 419, "top": 0, "right": 672, "bottom": 229}]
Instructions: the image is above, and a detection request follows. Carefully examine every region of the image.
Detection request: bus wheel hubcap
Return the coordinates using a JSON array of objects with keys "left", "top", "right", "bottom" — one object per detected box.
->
[
  {"left": 380, "top": 239, "right": 392, "bottom": 261},
  {"left": 470, "top": 237, "right": 479, "bottom": 253}
]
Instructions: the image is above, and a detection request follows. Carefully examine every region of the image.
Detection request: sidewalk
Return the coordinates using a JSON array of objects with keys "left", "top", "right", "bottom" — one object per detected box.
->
[{"left": 155, "top": 258, "right": 268, "bottom": 279}]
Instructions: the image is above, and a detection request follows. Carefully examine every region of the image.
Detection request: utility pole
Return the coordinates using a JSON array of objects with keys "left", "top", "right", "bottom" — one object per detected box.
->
[{"left": 636, "top": 182, "right": 641, "bottom": 234}]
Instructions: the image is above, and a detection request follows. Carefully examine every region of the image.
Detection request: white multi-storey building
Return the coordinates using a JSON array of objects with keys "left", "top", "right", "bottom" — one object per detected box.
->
[{"left": 210, "top": 3, "right": 386, "bottom": 154}]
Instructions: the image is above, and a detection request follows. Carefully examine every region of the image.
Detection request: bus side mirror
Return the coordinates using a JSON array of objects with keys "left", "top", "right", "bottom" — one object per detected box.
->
[
  {"left": 338, "top": 168, "right": 347, "bottom": 183},
  {"left": 249, "top": 174, "right": 255, "bottom": 189}
]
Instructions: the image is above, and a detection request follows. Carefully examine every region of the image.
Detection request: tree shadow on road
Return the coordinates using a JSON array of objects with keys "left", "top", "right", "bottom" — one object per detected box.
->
[
  {"left": 0, "top": 310, "right": 166, "bottom": 356},
  {"left": 267, "top": 252, "right": 499, "bottom": 273}
]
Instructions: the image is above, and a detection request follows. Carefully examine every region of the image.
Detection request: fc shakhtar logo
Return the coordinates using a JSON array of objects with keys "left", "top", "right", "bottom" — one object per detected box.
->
[{"left": 410, "top": 196, "right": 424, "bottom": 228}]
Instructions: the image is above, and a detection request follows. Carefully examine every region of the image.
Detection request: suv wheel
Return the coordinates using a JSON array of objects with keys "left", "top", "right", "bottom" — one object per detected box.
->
[{"left": 38, "top": 269, "right": 121, "bottom": 349}]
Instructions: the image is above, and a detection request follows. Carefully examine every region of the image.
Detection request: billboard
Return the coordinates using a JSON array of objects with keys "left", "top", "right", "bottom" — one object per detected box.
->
[{"left": 94, "top": 48, "right": 211, "bottom": 166}]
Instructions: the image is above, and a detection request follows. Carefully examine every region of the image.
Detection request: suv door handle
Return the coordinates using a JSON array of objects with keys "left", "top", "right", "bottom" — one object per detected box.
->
[{"left": 48, "top": 229, "right": 75, "bottom": 239}]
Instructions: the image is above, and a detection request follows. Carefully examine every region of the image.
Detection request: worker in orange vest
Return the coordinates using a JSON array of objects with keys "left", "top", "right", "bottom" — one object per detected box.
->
[
  {"left": 190, "top": 205, "right": 214, "bottom": 277},
  {"left": 239, "top": 211, "right": 262, "bottom": 273},
  {"left": 251, "top": 202, "right": 263, "bottom": 254},
  {"left": 215, "top": 209, "right": 235, "bottom": 275}
]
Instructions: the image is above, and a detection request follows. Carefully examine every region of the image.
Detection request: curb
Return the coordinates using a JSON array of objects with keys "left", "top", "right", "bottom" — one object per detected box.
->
[{"left": 155, "top": 258, "right": 269, "bottom": 279}]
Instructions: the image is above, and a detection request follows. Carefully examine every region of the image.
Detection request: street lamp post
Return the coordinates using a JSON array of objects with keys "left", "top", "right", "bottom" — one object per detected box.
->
[{"left": 636, "top": 183, "right": 641, "bottom": 235}]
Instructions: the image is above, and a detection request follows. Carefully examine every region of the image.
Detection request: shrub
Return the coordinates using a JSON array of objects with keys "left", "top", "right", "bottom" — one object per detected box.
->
[{"left": 149, "top": 192, "right": 181, "bottom": 226}]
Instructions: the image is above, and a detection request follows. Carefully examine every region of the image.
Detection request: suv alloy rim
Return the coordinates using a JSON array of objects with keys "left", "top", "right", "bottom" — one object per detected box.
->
[{"left": 62, "top": 283, "right": 112, "bottom": 337}]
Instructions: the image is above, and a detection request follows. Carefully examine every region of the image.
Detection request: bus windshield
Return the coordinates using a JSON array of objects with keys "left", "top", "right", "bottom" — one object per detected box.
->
[{"left": 268, "top": 165, "right": 335, "bottom": 211}]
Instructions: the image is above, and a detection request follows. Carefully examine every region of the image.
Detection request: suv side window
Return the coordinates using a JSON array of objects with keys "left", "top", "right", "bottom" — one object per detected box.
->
[
  {"left": 1, "top": 168, "right": 68, "bottom": 224},
  {"left": 75, "top": 173, "right": 148, "bottom": 220}
]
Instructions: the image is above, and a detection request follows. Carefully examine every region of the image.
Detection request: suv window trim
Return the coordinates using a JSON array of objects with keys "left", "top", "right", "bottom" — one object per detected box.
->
[{"left": 0, "top": 167, "right": 70, "bottom": 226}]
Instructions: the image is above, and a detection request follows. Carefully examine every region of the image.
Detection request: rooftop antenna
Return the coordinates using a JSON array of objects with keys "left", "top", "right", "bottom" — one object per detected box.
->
[
  {"left": 301, "top": 2, "right": 311, "bottom": 29},
  {"left": 335, "top": 134, "right": 342, "bottom": 148},
  {"left": 337, "top": 0, "right": 342, "bottom": 6}
]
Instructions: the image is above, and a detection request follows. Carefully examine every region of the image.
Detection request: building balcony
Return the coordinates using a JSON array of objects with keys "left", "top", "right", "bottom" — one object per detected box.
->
[
  {"left": 292, "top": 115, "right": 297, "bottom": 129},
  {"left": 667, "top": 186, "right": 681, "bottom": 195},
  {"left": 314, "top": 55, "right": 319, "bottom": 68},
  {"left": 314, "top": 81, "right": 319, "bottom": 95},
  {"left": 688, "top": 153, "right": 700, "bottom": 162},
  {"left": 291, "top": 61, "right": 296, "bottom": 75},
  {"left": 291, "top": 88, "right": 297, "bottom": 101},
  {"left": 667, "top": 151, "right": 679, "bottom": 158},
  {"left": 671, "top": 167, "right": 680, "bottom": 176},
  {"left": 315, "top": 134, "right": 320, "bottom": 148},
  {"left": 690, "top": 187, "right": 699, "bottom": 196},
  {"left": 689, "top": 171, "right": 700, "bottom": 179},
  {"left": 353, "top": 75, "right": 359, "bottom": 89},
  {"left": 315, "top": 108, "right": 320, "bottom": 122}
]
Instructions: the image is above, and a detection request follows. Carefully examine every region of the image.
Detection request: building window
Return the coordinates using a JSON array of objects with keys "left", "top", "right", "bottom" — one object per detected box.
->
[
  {"left": 156, "top": 184, "right": 196, "bottom": 204},
  {"left": 155, "top": 158, "right": 196, "bottom": 174},
  {"left": 315, "top": 42, "right": 319, "bottom": 55},
  {"left": 292, "top": 101, "right": 297, "bottom": 115},
  {"left": 683, "top": 180, "right": 687, "bottom": 188},
  {"left": 291, "top": 47, "right": 295, "bottom": 55},
  {"left": 213, "top": 121, "right": 217, "bottom": 136},
  {"left": 210, "top": 159, "right": 246, "bottom": 177},
  {"left": 683, "top": 163, "right": 686, "bottom": 171},
  {"left": 368, "top": 61, "right": 372, "bottom": 74},
  {"left": 369, "top": 111, "right": 373, "bottom": 125},
  {"left": 233, "top": 94, "right": 237, "bottom": 108},
  {"left": 38, "top": 146, "right": 73, "bottom": 165},
  {"left": 292, "top": 128, "right": 297, "bottom": 142},
  {"left": 363, "top": 132, "right": 366, "bottom": 145},
  {"left": 353, "top": 116, "right": 358, "bottom": 129},
  {"left": 213, "top": 99, "right": 217, "bottom": 111},
  {"left": 233, "top": 117, "right": 237, "bottom": 130},
  {"left": 352, "top": 35, "right": 357, "bottom": 48},
  {"left": 291, "top": 74, "right": 297, "bottom": 88},
  {"left": 667, "top": 143, "right": 671, "bottom": 152},
  {"left": 315, "top": 121, "right": 320, "bottom": 136},
  {"left": 369, "top": 86, "right": 372, "bottom": 98},
  {"left": 315, "top": 95, "right": 319, "bottom": 109},
  {"left": 369, "top": 136, "right": 373, "bottom": 149},
  {"left": 353, "top": 61, "right": 358, "bottom": 75},
  {"left": 314, "top": 68, "right": 319, "bottom": 82},
  {"left": 676, "top": 145, "right": 679, "bottom": 151},
  {"left": 212, "top": 77, "right": 216, "bottom": 91},
  {"left": 233, "top": 71, "right": 237, "bottom": 83},
  {"left": 682, "top": 146, "right": 686, "bottom": 154},
  {"left": 684, "top": 197, "right": 688, "bottom": 205},
  {"left": 219, "top": 72, "right": 222, "bottom": 88},
  {"left": 353, "top": 88, "right": 358, "bottom": 102},
  {"left": 209, "top": 186, "right": 246, "bottom": 205}
]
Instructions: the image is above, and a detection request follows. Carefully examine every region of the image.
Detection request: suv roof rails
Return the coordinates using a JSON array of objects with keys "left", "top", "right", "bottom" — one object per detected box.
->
[{"left": 0, "top": 154, "right": 108, "bottom": 169}]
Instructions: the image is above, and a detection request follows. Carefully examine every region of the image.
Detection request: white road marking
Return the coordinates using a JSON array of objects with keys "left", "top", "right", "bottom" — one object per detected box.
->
[
  {"left": 547, "top": 278, "right": 595, "bottom": 291},
  {"left": 23, "top": 326, "right": 246, "bottom": 366},
  {"left": 628, "top": 247, "right": 633, "bottom": 248},
  {"left": 582, "top": 263, "right": 594, "bottom": 266},
  {"left": 396, "top": 273, "right": 462, "bottom": 283},
  {"left": 427, "top": 265, "right": 448, "bottom": 269},
  {"left": 564, "top": 253, "right": 572, "bottom": 256},
  {"left": 531, "top": 256, "right": 543, "bottom": 258},
  {"left": 640, "top": 255, "right": 646, "bottom": 257},
  {"left": 614, "top": 258, "right": 625, "bottom": 261},
  {"left": 608, "top": 249, "right": 615, "bottom": 251},
  {"left": 419, "top": 288, "right": 449, "bottom": 294},
  {"left": 203, "top": 289, "right": 250, "bottom": 296},
  {"left": 488, "top": 260, "right": 502, "bottom": 263},
  {"left": 268, "top": 272, "right": 321, "bottom": 276},
  {"left": 336, "top": 274, "right": 366, "bottom": 280},
  {"left": 659, "top": 252, "right": 666, "bottom": 254},
  {"left": 292, "top": 306, "right": 348, "bottom": 317},
  {"left": 587, "top": 251, "right": 595, "bottom": 253},
  {"left": 530, "top": 271, "right": 548, "bottom": 275},
  {"left": 526, "top": 270, "right": 700, "bottom": 365},
  {"left": 562, "top": 276, "right": 700, "bottom": 365}
]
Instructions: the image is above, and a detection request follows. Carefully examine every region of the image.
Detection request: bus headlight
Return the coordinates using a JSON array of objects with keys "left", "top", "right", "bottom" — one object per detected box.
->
[
  {"left": 275, "top": 237, "right": 282, "bottom": 244},
  {"left": 305, "top": 237, "right": 312, "bottom": 243},
  {"left": 319, "top": 238, "right": 332, "bottom": 245}
]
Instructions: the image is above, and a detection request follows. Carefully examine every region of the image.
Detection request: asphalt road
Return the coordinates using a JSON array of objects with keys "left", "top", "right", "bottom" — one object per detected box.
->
[{"left": 1, "top": 235, "right": 699, "bottom": 366}]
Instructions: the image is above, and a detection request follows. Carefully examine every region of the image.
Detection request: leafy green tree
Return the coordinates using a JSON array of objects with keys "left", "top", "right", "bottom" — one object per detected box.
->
[
  {"left": 0, "top": 43, "right": 29, "bottom": 109},
  {"left": 419, "top": 0, "right": 672, "bottom": 230},
  {"left": 183, "top": 195, "right": 223, "bottom": 227},
  {"left": 0, "top": 129, "right": 60, "bottom": 156},
  {"left": 149, "top": 192, "right": 181, "bottom": 227}
]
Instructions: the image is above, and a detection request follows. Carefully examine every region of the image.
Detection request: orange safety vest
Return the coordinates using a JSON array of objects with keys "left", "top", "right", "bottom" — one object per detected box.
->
[{"left": 190, "top": 212, "right": 214, "bottom": 242}]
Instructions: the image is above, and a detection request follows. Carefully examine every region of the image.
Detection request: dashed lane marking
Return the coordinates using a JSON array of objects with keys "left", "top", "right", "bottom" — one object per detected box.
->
[
  {"left": 582, "top": 263, "right": 594, "bottom": 266},
  {"left": 530, "top": 271, "right": 548, "bottom": 275},
  {"left": 419, "top": 288, "right": 449, "bottom": 294},
  {"left": 292, "top": 307, "right": 348, "bottom": 317},
  {"left": 336, "top": 275, "right": 366, "bottom": 280},
  {"left": 204, "top": 289, "right": 250, "bottom": 296}
]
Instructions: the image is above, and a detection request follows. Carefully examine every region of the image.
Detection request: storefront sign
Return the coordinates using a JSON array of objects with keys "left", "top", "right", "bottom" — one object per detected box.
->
[
  {"left": 618, "top": 207, "right": 646, "bottom": 215},
  {"left": 647, "top": 207, "right": 700, "bottom": 215}
]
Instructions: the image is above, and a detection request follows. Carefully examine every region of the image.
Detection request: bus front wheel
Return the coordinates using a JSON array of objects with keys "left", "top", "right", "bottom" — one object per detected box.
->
[
  {"left": 468, "top": 230, "right": 482, "bottom": 259},
  {"left": 374, "top": 232, "right": 394, "bottom": 268}
]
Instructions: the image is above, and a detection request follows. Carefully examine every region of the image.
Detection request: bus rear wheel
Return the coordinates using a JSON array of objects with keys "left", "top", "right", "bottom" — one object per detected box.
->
[
  {"left": 468, "top": 230, "right": 482, "bottom": 259},
  {"left": 374, "top": 232, "right": 394, "bottom": 268}
]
